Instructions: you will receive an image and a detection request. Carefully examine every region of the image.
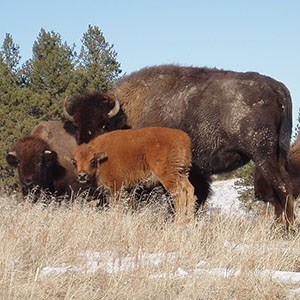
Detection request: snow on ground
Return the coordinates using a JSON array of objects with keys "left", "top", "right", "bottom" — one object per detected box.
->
[
  {"left": 39, "top": 251, "right": 177, "bottom": 277},
  {"left": 206, "top": 178, "right": 247, "bottom": 215},
  {"left": 39, "top": 249, "right": 300, "bottom": 284},
  {"left": 38, "top": 249, "right": 300, "bottom": 298}
]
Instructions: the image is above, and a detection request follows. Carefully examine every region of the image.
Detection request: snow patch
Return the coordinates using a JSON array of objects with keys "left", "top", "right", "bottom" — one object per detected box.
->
[
  {"left": 39, "top": 250, "right": 300, "bottom": 292},
  {"left": 207, "top": 178, "right": 247, "bottom": 215},
  {"left": 39, "top": 251, "right": 177, "bottom": 277}
]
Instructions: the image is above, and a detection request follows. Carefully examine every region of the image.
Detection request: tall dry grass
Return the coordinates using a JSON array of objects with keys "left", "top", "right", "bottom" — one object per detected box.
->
[{"left": 0, "top": 192, "right": 299, "bottom": 300}]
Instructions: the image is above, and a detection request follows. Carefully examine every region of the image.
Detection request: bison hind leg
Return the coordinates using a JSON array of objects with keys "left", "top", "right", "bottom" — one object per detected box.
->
[
  {"left": 178, "top": 177, "right": 196, "bottom": 222},
  {"left": 157, "top": 174, "right": 195, "bottom": 223}
]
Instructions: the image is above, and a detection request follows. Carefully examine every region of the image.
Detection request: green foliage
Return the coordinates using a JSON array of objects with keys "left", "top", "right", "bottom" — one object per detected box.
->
[
  {"left": 70, "top": 25, "right": 122, "bottom": 94},
  {"left": 233, "top": 161, "right": 255, "bottom": 203},
  {"left": 293, "top": 108, "right": 300, "bottom": 140},
  {"left": 0, "top": 26, "right": 122, "bottom": 192},
  {"left": 213, "top": 161, "right": 255, "bottom": 204},
  {"left": 25, "top": 28, "right": 75, "bottom": 97},
  {"left": 1, "top": 33, "right": 21, "bottom": 74}
]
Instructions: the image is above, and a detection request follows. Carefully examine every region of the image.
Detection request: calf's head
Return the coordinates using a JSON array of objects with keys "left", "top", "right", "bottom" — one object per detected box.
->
[
  {"left": 6, "top": 136, "right": 65, "bottom": 200},
  {"left": 71, "top": 144, "right": 107, "bottom": 184}
]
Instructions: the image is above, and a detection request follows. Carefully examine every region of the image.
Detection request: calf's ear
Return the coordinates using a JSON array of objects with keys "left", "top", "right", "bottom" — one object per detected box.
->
[
  {"left": 95, "top": 152, "right": 108, "bottom": 164},
  {"left": 63, "top": 152, "right": 75, "bottom": 164},
  {"left": 6, "top": 152, "right": 19, "bottom": 168}
]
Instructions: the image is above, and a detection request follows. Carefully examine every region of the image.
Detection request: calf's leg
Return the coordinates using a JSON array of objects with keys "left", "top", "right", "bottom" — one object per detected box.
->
[{"left": 157, "top": 174, "right": 195, "bottom": 222}]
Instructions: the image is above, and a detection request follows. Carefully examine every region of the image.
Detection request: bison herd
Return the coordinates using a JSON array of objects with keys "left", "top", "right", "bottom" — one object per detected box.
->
[{"left": 6, "top": 64, "right": 299, "bottom": 228}]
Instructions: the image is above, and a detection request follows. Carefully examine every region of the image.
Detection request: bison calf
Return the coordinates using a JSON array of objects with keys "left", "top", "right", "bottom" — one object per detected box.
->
[{"left": 71, "top": 127, "right": 195, "bottom": 220}]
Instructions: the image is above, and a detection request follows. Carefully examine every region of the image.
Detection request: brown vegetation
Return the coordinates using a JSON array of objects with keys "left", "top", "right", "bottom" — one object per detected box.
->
[{"left": 0, "top": 192, "right": 299, "bottom": 300}]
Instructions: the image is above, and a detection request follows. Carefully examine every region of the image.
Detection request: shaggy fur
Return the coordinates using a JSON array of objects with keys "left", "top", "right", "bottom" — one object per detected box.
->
[
  {"left": 64, "top": 93, "right": 129, "bottom": 144},
  {"left": 6, "top": 121, "right": 97, "bottom": 201},
  {"left": 255, "top": 135, "right": 300, "bottom": 204},
  {"left": 64, "top": 64, "right": 294, "bottom": 226},
  {"left": 71, "top": 127, "right": 195, "bottom": 220}
]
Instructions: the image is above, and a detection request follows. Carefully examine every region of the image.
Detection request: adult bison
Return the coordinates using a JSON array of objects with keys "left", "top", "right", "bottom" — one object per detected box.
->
[
  {"left": 6, "top": 121, "right": 98, "bottom": 202},
  {"left": 63, "top": 64, "right": 295, "bottom": 226},
  {"left": 254, "top": 135, "right": 300, "bottom": 207}
]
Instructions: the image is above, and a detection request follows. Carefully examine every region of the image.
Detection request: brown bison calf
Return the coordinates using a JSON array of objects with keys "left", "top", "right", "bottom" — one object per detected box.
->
[{"left": 71, "top": 127, "right": 195, "bottom": 220}]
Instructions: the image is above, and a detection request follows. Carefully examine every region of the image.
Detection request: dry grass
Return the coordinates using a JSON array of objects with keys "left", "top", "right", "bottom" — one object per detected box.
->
[{"left": 0, "top": 192, "right": 299, "bottom": 300}]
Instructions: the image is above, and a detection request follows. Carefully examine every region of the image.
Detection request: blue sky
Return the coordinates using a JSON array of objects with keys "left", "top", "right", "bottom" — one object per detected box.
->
[{"left": 1, "top": 0, "right": 300, "bottom": 130}]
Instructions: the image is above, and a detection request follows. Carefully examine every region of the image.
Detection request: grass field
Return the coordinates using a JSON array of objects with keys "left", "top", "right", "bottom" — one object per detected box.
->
[{"left": 0, "top": 184, "right": 299, "bottom": 300}]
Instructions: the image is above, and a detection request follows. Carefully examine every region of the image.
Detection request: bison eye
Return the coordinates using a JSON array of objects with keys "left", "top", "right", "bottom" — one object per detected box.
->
[
  {"left": 102, "top": 121, "right": 109, "bottom": 130},
  {"left": 87, "top": 130, "right": 92, "bottom": 136},
  {"left": 90, "top": 158, "right": 97, "bottom": 168}
]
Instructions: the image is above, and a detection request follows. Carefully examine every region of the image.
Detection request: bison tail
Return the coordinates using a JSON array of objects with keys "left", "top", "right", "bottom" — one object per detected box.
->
[{"left": 277, "top": 85, "right": 293, "bottom": 165}]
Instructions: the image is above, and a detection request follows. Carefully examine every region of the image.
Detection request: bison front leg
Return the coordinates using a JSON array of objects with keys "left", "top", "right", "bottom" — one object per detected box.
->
[
  {"left": 255, "top": 160, "right": 295, "bottom": 229},
  {"left": 271, "top": 176, "right": 295, "bottom": 228}
]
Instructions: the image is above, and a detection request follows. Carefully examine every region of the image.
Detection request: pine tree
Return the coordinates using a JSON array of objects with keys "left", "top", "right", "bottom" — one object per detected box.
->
[
  {"left": 20, "top": 28, "right": 77, "bottom": 121},
  {"left": 0, "top": 37, "right": 29, "bottom": 190},
  {"left": 0, "top": 34, "right": 20, "bottom": 92},
  {"left": 69, "top": 25, "right": 122, "bottom": 94},
  {"left": 293, "top": 108, "right": 300, "bottom": 140},
  {"left": 0, "top": 33, "right": 21, "bottom": 75},
  {"left": 26, "top": 28, "right": 75, "bottom": 97}
]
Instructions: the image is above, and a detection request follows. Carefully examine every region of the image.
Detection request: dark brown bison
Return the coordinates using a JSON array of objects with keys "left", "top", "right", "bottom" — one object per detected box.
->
[
  {"left": 63, "top": 64, "right": 295, "bottom": 226},
  {"left": 70, "top": 127, "right": 195, "bottom": 221},
  {"left": 6, "top": 121, "right": 97, "bottom": 202},
  {"left": 254, "top": 135, "right": 300, "bottom": 209}
]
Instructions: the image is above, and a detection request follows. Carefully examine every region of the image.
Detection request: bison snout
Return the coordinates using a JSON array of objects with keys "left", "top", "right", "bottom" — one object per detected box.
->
[
  {"left": 23, "top": 178, "right": 33, "bottom": 187},
  {"left": 77, "top": 172, "right": 90, "bottom": 184}
]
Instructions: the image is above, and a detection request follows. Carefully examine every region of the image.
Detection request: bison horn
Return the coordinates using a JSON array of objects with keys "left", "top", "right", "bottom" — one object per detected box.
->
[
  {"left": 6, "top": 151, "right": 18, "bottom": 168},
  {"left": 108, "top": 94, "right": 120, "bottom": 118},
  {"left": 8, "top": 151, "right": 17, "bottom": 157},
  {"left": 63, "top": 97, "right": 74, "bottom": 122}
]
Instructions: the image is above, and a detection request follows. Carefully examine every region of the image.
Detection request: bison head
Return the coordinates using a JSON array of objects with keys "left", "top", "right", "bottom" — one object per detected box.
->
[
  {"left": 6, "top": 136, "right": 66, "bottom": 201},
  {"left": 63, "top": 92, "right": 128, "bottom": 144},
  {"left": 71, "top": 144, "right": 107, "bottom": 185}
]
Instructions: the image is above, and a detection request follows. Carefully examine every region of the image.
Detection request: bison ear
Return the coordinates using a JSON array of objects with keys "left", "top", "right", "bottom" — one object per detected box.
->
[
  {"left": 95, "top": 152, "right": 108, "bottom": 164},
  {"left": 63, "top": 121, "right": 78, "bottom": 137},
  {"left": 6, "top": 152, "right": 19, "bottom": 168},
  {"left": 43, "top": 150, "right": 58, "bottom": 168}
]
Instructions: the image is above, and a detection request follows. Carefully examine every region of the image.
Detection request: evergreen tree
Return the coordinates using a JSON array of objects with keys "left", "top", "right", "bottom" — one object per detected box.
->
[
  {"left": 70, "top": 25, "right": 122, "bottom": 94},
  {"left": 20, "top": 28, "right": 76, "bottom": 121},
  {"left": 0, "top": 34, "right": 20, "bottom": 92},
  {"left": 0, "top": 33, "right": 21, "bottom": 75},
  {"left": 26, "top": 28, "right": 75, "bottom": 98},
  {"left": 233, "top": 161, "right": 255, "bottom": 202},
  {"left": 0, "top": 41, "right": 29, "bottom": 190},
  {"left": 293, "top": 108, "right": 300, "bottom": 140}
]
